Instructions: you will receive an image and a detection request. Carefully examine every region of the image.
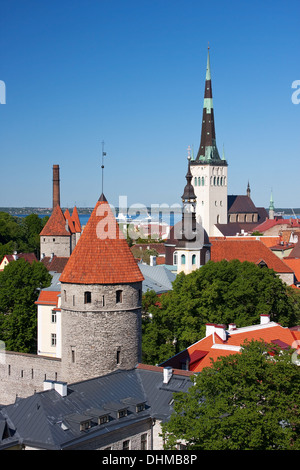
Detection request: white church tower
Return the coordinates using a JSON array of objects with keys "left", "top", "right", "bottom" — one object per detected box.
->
[{"left": 190, "top": 47, "right": 228, "bottom": 236}]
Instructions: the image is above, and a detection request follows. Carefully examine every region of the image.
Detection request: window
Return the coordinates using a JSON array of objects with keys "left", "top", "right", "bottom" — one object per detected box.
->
[
  {"left": 117, "top": 348, "right": 121, "bottom": 365},
  {"left": 99, "top": 415, "right": 109, "bottom": 425},
  {"left": 118, "top": 409, "right": 128, "bottom": 419},
  {"left": 192, "top": 254, "right": 196, "bottom": 265},
  {"left": 173, "top": 251, "right": 178, "bottom": 265},
  {"left": 202, "top": 176, "right": 205, "bottom": 186},
  {"left": 84, "top": 291, "right": 92, "bottom": 304},
  {"left": 141, "top": 433, "right": 147, "bottom": 450},
  {"left": 71, "top": 348, "right": 76, "bottom": 363},
  {"left": 64, "top": 290, "right": 67, "bottom": 302},
  {"left": 116, "top": 290, "right": 123, "bottom": 303},
  {"left": 51, "top": 310, "right": 57, "bottom": 323},
  {"left": 194, "top": 177, "right": 197, "bottom": 186},
  {"left": 72, "top": 295, "right": 75, "bottom": 306},
  {"left": 80, "top": 420, "right": 91, "bottom": 432},
  {"left": 123, "top": 440, "right": 130, "bottom": 450},
  {"left": 181, "top": 254, "right": 186, "bottom": 265},
  {"left": 51, "top": 334, "right": 56, "bottom": 347},
  {"left": 102, "top": 295, "right": 105, "bottom": 307}
]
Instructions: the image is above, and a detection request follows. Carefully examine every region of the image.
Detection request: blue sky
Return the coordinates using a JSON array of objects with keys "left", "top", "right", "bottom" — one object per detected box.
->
[{"left": 1, "top": 0, "right": 299, "bottom": 210}]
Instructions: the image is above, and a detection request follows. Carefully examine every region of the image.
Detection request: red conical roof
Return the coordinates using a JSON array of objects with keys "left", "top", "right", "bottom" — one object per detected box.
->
[
  {"left": 40, "top": 204, "right": 70, "bottom": 237},
  {"left": 71, "top": 206, "right": 82, "bottom": 233},
  {"left": 60, "top": 196, "right": 144, "bottom": 285}
]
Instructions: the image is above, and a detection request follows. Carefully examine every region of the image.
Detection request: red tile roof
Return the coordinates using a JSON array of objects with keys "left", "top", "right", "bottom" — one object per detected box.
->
[
  {"left": 35, "top": 290, "right": 60, "bottom": 306},
  {"left": 71, "top": 206, "right": 81, "bottom": 233},
  {"left": 210, "top": 239, "right": 293, "bottom": 273},
  {"left": 283, "top": 258, "right": 300, "bottom": 283},
  {"left": 41, "top": 256, "right": 69, "bottom": 273},
  {"left": 164, "top": 321, "right": 300, "bottom": 373},
  {"left": 64, "top": 209, "right": 76, "bottom": 234},
  {"left": 59, "top": 196, "right": 144, "bottom": 285},
  {"left": 40, "top": 205, "right": 70, "bottom": 237}
]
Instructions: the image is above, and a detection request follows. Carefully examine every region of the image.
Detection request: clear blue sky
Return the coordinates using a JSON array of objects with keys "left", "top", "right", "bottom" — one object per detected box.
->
[{"left": 1, "top": 0, "right": 299, "bottom": 210}]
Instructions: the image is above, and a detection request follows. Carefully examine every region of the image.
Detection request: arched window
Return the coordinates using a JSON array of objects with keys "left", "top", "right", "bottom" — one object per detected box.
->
[
  {"left": 214, "top": 176, "right": 216, "bottom": 186},
  {"left": 173, "top": 251, "right": 178, "bottom": 266},
  {"left": 181, "top": 254, "right": 186, "bottom": 265},
  {"left": 202, "top": 176, "right": 205, "bottom": 186},
  {"left": 84, "top": 291, "right": 92, "bottom": 304},
  {"left": 194, "top": 177, "right": 197, "bottom": 186},
  {"left": 198, "top": 177, "right": 201, "bottom": 186},
  {"left": 192, "top": 254, "right": 196, "bottom": 265},
  {"left": 220, "top": 177, "right": 223, "bottom": 186},
  {"left": 217, "top": 177, "right": 220, "bottom": 186}
]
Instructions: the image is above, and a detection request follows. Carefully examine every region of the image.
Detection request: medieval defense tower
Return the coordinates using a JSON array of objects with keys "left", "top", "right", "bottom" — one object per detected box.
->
[
  {"left": 190, "top": 47, "right": 228, "bottom": 236},
  {"left": 59, "top": 193, "right": 144, "bottom": 384}
]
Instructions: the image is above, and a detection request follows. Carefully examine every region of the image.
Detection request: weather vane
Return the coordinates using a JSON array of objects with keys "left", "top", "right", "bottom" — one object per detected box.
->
[{"left": 101, "top": 141, "right": 107, "bottom": 194}]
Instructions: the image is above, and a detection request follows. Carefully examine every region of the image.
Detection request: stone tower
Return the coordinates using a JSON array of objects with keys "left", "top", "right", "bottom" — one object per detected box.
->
[
  {"left": 190, "top": 47, "right": 228, "bottom": 236},
  {"left": 59, "top": 193, "right": 144, "bottom": 384}
]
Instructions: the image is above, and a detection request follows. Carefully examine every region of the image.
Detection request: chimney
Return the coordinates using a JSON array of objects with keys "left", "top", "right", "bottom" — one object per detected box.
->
[
  {"left": 228, "top": 323, "right": 236, "bottom": 331},
  {"left": 163, "top": 366, "right": 173, "bottom": 384},
  {"left": 260, "top": 314, "right": 270, "bottom": 325},
  {"left": 205, "top": 323, "right": 227, "bottom": 341},
  {"left": 150, "top": 255, "right": 157, "bottom": 266},
  {"left": 53, "top": 164, "right": 60, "bottom": 208},
  {"left": 43, "top": 380, "right": 68, "bottom": 397}
]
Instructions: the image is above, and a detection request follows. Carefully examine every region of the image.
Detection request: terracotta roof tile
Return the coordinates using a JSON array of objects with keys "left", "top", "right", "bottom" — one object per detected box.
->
[
  {"left": 71, "top": 206, "right": 81, "bottom": 233},
  {"left": 64, "top": 209, "right": 76, "bottom": 234},
  {"left": 35, "top": 290, "right": 60, "bottom": 305},
  {"left": 40, "top": 205, "right": 70, "bottom": 237},
  {"left": 210, "top": 239, "right": 293, "bottom": 273},
  {"left": 60, "top": 195, "right": 144, "bottom": 285}
]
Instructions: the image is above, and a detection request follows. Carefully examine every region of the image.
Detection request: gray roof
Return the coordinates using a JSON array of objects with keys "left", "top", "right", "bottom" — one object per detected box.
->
[
  {"left": 139, "top": 264, "right": 176, "bottom": 294},
  {"left": 0, "top": 366, "right": 192, "bottom": 450}
]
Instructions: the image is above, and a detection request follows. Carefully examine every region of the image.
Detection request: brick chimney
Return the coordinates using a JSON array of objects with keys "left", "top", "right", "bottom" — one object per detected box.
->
[{"left": 53, "top": 164, "right": 60, "bottom": 208}]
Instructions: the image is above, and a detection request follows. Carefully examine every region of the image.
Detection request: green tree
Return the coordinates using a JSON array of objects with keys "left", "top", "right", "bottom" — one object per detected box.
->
[
  {"left": 162, "top": 340, "right": 300, "bottom": 450},
  {"left": 141, "top": 260, "right": 299, "bottom": 364},
  {"left": 0, "top": 258, "right": 51, "bottom": 353},
  {"left": 0, "top": 211, "right": 49, "bottom": 259}
]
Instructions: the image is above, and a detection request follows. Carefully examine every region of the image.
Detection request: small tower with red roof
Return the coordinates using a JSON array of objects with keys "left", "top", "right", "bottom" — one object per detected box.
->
[{"left": 59, "top": 193, "right": 144, "bottom": 383}]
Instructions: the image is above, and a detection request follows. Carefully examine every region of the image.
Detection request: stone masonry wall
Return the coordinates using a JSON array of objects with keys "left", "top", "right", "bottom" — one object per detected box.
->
[
  {"left": 0, "top": 350, "right": 61, "bottom": 405},
  {"left": 61, "top": 281, "right": 142, "bottom": 384}
]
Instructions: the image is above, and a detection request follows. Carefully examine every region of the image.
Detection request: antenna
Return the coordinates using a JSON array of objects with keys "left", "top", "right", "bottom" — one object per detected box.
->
[{"left": 101, "top": 141, "right": 107, "bottom": 194}]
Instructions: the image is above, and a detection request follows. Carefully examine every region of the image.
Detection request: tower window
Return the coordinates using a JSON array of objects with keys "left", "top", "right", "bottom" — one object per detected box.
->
[
  {"left": 173, "top": 251, "right": 178, "bottom": 265},
  {"left": 202, "top": 176, "right": 205, "bottom": 186},
  {"left": 117, "top": 347, "right": 121, "bottom": 364},
  {"left": 194, "top": 177, "right": 197, "bottom": 186},
  {"left": 192, "top": 254, "right": 196, "bottom": 265},
  {"left": 181, "top": 254, "right": 186, "bottom": 265},
  {"left": 51, "top": 310, "right": 57, "bottom": 323},
  {"left": 116, "top": 290, "right": 123, "bottom": 303},
  {"left": 84, "top": 291, "right": 92, "bottom": 304}
]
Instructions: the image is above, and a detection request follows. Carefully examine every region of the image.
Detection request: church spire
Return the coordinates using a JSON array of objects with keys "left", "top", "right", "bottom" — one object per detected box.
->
[{"left": 196, "top": 46, "right": 221, "bottom": 162}]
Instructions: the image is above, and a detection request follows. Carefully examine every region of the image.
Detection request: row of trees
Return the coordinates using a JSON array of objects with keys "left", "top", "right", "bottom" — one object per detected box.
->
[
  {"left": 142, "top": 259, "right": 300, "bottom": 365},
  {"left": 0, "top": 211, "right": 49, "bottom": 259}
]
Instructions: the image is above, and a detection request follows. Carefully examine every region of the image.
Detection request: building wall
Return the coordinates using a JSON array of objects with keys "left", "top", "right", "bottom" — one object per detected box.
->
[
  {"left": 37, "top": 304, "right": 62, "bottom": 358},
  {"left": 60, "top": 281, "right": 143, "bottom": 383},
  {"left": 191, "top": 163, "right": 228, "bottom": 236},
  {"left": 0, "top": 351, "right": 61, "bottom": 405},
  {"left": 66, "top": 419, "right": 153, "bottom": 450},
  {"left": 40, "top": 235, "right": 71, "bottom": 258}
]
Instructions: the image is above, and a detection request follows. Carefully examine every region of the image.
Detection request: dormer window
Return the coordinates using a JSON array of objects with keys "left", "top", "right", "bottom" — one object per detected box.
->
[{"left": 118, "top": 408, "right": 128, "bottom": 419}]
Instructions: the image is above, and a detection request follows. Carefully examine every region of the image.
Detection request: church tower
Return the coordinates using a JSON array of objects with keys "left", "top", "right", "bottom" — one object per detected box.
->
[
  {"left": 59, "top": 193, "right": 144, "bottom": 384},
  {"left": 175, "top": 154, "right": 206, "bottom": 274},
  {"left": 190, "top": 47, "right": 228, "bottom": 236}
]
